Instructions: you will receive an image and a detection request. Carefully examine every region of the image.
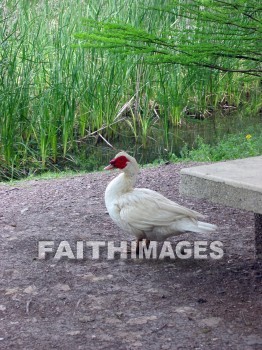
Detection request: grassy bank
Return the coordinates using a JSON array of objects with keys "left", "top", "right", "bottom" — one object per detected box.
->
[
  {"left": 0, "top": 0, "right": 261, "bottom": 180},
  {"left": 1, "top": 127, "right": 261, "bottom": 184},
  {"left": 169, "top": 128, "right": 262, "bottom": 163}
]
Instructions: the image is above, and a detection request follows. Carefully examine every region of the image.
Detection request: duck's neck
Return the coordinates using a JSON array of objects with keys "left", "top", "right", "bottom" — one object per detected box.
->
[
  {"left": 117, "top": 173, "right": 137, "bottom": 193},
  {"left": 110, "top": 170, "right": 137, "bottom": 196}
]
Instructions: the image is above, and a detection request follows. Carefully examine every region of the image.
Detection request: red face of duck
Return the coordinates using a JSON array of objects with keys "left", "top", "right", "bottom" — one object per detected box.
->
[{"left": 104, "top": 155, "right": 129, "bottom": 170}]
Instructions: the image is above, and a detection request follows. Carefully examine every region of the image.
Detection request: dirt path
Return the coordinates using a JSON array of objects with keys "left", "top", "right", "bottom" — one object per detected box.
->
[{"left": 0, "top": 163, "right": 261, "bottom": 350}]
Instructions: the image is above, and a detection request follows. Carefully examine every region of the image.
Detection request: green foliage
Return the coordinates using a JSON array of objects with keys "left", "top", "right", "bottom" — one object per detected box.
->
[
  {"left": 177, "top": 129, "right": 262, "bottom": 162},
  {"left": 0, "top": 0, "right": 261, "bottom": 180},
  {"left": 76, "top": 0, "right": 262, "bottom": 76}
]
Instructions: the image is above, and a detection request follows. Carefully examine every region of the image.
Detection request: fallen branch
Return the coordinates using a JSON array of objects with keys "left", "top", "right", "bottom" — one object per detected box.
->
[{"left": 98, "top": 133, "right": 115, "bottom": 149}]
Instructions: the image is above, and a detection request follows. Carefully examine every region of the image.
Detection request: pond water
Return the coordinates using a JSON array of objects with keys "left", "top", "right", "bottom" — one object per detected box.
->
[{"left": 84, "top": 111, "right": 261, "bottom": 168}]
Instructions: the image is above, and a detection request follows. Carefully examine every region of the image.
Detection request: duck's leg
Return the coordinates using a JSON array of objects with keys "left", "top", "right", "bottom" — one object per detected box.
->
[
  {"left": 145, "top": 239, "right": 151, "bottom": 249},
  {"left": 136, "top": 238, "right": 143, "bottom": 255},
  {"left": 135, "top": 238, "right": 151, "bottom": 255},
  {"left": 122, "top": 238, "right": 145, "bottom": 255}
]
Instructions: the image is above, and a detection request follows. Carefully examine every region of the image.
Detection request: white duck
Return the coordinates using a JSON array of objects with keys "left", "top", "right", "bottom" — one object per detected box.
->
[{"left": 104, "top": 151, "right": 217, "bottom": 251}]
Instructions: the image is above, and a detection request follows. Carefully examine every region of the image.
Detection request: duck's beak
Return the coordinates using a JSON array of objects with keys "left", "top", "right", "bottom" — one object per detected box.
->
[
  {"left": 104, "top": 158, "right": 115, "bottom": 170},
  {"left": 104, "top": 164, "right": 114, "bottom": 170}
]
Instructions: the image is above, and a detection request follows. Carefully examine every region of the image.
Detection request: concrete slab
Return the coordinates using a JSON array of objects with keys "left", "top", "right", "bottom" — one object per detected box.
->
[
  {"left": 180, "top": 156, "right": 262, "bottom": 259},
  {"left": 180, "top": 156, "right": 262, "bottom": 214}
]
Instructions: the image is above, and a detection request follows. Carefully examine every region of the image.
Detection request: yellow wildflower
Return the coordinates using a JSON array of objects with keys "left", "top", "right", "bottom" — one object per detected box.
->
[{"left": 246, "top": 134, "right": 252, "bottom": 140}]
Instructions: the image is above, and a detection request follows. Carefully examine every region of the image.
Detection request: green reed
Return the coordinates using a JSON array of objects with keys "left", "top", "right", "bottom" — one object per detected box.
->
[{"left": 0, "top": 0, "right": 260, "bottom": 179}]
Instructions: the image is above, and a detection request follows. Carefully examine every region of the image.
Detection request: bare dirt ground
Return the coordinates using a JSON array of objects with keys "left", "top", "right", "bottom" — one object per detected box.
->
[{"left": 0, "top": 162, "right": 261, "bottom": 350}]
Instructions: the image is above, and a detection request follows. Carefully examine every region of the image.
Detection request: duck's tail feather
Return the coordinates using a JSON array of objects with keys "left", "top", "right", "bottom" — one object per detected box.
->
[
  {"left": 174, "top": 219, "right": 217, "bottom": 233},
  {"left": 196, "top": 221, "right": 217, "bottom": 233}
]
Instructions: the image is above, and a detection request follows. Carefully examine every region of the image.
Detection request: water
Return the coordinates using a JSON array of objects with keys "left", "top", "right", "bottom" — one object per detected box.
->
[{"left": 84, "top": 111, "right": 261, "bottom": 167}]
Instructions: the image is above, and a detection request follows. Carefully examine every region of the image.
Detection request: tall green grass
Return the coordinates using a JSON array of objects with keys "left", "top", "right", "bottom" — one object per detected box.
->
[{"left": 0, "top": 0, "right": 261, "bottom": 180}]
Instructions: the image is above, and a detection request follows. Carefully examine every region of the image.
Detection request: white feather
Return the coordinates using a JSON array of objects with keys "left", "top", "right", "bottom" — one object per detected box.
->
[{"left": 105, "top": 151, "right": 217, "bottom": 241}]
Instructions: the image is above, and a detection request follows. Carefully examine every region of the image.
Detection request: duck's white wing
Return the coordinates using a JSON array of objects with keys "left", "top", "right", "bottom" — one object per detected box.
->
[{"left": 118, "top": 188, "right": 204, "bottom": 232}]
